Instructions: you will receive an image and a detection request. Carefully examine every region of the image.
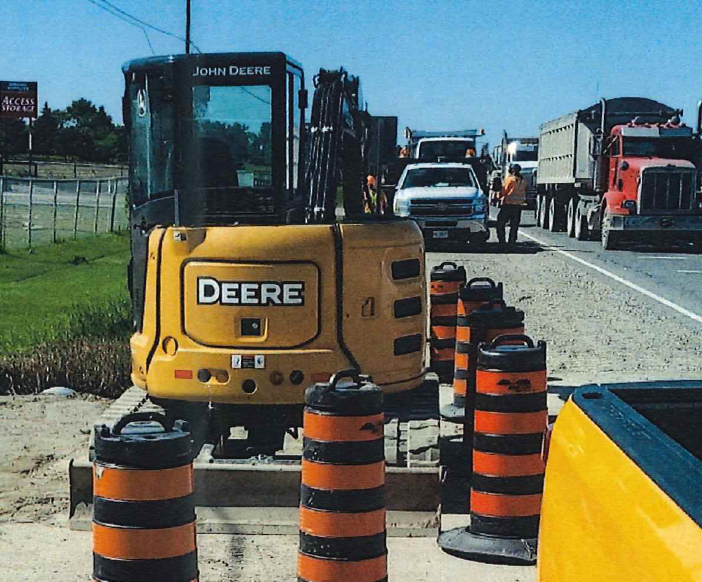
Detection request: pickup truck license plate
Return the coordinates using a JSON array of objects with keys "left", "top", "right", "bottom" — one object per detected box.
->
[{"left": 432, "top": 230, "right": 449, "bottom": 239}]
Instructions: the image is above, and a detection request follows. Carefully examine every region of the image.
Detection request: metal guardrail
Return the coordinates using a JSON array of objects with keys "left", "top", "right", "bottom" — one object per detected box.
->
[{"left": 0, "top": 175, "right": 129, "bottom": 250}]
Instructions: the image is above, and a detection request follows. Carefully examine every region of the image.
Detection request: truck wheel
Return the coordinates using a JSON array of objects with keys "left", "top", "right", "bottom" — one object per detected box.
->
[
  {"left": 539, "top": 195, "right": 550, "bottom": 230},
  {"left": 548, "top": 197, "right": 563, "bottom": 232},
  {"left": 693, "top": 234, "right": 702, "bottom": 254},
  {"left": 601, "top": 213, "right": 618, "bottom": 250},
  {"left": 574, "top": 205, "right": 590, "bottom": 241},
  {"left": 566, "top": 198, "right": 576, "bottom": 237}
]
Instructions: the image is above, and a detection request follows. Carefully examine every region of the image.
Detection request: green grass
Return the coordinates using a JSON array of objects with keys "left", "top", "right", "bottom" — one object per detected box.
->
[{"left": 0, "top": 231, "right": 131, "bottom": 354}]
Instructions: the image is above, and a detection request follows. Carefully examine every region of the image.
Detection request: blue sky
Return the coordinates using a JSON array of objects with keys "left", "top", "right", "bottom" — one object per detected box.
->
[{"left": 2, "top": 0, "right": 702, "bottom": 148}]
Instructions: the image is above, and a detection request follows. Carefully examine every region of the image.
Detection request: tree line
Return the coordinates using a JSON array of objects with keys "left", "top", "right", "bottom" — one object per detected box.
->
[{"left": 0, "top": 99, "right": 127, "bottom": 164}]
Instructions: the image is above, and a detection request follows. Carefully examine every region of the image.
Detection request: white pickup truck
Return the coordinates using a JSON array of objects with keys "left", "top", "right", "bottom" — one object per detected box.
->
[{"left": 392, "top": 162, "right": 489, "bottom": 247}]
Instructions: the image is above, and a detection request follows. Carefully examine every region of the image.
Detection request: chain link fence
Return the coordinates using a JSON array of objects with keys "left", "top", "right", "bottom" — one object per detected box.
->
[{"left": 0, "top": 176, "right": 129, "bottom": 250}]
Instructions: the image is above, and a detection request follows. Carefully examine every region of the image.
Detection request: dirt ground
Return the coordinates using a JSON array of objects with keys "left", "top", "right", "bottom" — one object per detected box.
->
[{"left": 2, "top": 241, "right": 701, "bottom": 580}]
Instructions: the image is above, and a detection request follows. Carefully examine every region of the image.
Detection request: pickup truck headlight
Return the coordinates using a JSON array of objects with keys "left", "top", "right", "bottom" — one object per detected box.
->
[
  {"left": 473, "top": 198, "right": 487, "bottom": 213},
  {"left": 394, "top": 196, "right": 410, "bottom": 217}
]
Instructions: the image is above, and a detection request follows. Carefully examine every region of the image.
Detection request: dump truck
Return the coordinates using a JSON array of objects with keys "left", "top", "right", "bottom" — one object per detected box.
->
[
  {"left": 539, "top": 381, "right": 702, "bottom": 581},
  {"left": 536, "top": 97, "right": 702, "bottom": 249}
]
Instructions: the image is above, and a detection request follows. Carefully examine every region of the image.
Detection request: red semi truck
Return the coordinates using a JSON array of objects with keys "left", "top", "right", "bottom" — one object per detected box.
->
[{"left": 536, "top": 97, "right": 702, "bottom": 250}]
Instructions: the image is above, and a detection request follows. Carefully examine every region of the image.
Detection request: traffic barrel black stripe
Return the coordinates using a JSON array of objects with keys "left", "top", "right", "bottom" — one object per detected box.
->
[
  {"left": 303, "top": 437, "right": 385, "bottom": 465},
  {"left": 93, "top": 552, "right": 198, "bottom": 582},
  {"left": 93, "top": 494, "right": 195, "bottom": 529},
  {"left": 300, "top": 484, "right": 386, "bottom": 513},
  {"left": 431, "top": 338, "right": 456, "bottom": 350},
  {"left": 473, "top": 433, "right": 544, "bottom": 455},
  {"left": 430, "top": 293, "right": 459, "bottom": 305},
  {"left": 299, "top": 532, "right": 387, "bottom": 561},
  {"left": 470, "top": 473, "right": 545, "bottom": 495},
  {"left": 469, "top": 514, "right": 541, "bottom": 539},
  {"left": 474, "top": 392, "right": 547, "bottom": 413}
]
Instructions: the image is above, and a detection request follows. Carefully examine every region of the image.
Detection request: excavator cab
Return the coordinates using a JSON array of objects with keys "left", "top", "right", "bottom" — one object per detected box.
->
[
  {"left": 123, "top": 53, "right": 427, "bottom": 454},
  {"left": 124, "top": 53, "right": 307, "bottom": 326}
]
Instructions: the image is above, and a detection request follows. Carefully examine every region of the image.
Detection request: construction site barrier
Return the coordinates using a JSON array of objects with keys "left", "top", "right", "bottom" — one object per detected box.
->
[
  {"left": 429, "top": 262, "right": 467, "bottom": 383},
  {"left": 438, "top": 334, "right": 546, "bottom": 565},
  {"left": 441, "top": 278, "right": 504, "bottom": 420},
  {"left": 299, "top": 370, "right": 387, "bottom": 582},
  {"left": 92, "top": 413, "right": 198, "bottom": 582}
]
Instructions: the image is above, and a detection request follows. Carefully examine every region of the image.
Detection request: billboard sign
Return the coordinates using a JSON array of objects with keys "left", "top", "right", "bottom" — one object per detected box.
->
[{"left": 1, "top": 81, "right": 38, "bottom": 118}]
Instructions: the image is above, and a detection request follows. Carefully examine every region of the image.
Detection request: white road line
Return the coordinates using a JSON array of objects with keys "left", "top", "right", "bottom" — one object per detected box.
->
[
  {"left": 678, "top": 270, "right": 702, "bottom": 274},
  {"left": 520, "top": 231, "right": 702, "bottom": 325}
]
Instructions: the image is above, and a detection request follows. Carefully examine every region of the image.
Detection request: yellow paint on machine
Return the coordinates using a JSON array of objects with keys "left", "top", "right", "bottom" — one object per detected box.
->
[
  {"left": 131, "top": 221, "right": 426, "bottom": 405},
  {"left": 538, "top": 400, "right": 702, "bottom": 581}
]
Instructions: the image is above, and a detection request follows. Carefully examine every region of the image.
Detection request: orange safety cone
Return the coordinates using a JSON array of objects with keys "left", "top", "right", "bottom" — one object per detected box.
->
[
  {"left": 429, "top": 262, "right": 467, "bottom": 383},
  {"left": 441, "top": 278, "right": 504, "bottom": 422},
  {"left": 438, "top": 334, "right": 547, "bottom": 565},
  {"left": 298, "top": 370, "right": 387, "bottom": 582},
  {"left": 92, "top": 413, "right": 198, "bottom": 582}
]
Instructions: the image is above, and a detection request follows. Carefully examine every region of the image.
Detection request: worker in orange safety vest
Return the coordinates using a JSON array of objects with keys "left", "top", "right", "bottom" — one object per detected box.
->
[{"left": 495, "top": 164, "right": 527, "bottom": 249}]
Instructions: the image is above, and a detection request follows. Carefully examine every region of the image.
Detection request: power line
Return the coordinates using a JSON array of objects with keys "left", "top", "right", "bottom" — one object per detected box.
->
[
  {"left": 85, "top": 0, "right": 155, "bottom": 54},
  {"left": 86, "top": 0, "right": 202, "bottom": 53},
  {"left": 97, "top": 0, "right": 202, "bottom": 53}
]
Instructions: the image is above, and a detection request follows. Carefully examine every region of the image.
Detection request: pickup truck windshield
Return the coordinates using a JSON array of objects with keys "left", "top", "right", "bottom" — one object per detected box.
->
[{"left": 402, "top": 167, "right": 476, "bottom": 188}]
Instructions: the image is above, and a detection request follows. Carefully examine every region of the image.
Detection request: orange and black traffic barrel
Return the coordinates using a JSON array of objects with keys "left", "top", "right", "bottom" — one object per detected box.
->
[
  {"left": 441, "top": 296, "right": 520, "bottom": 426},
  {"left": 430, "top": 262, "right": 467, "bottom": 383},
  {"left": 299, "top": 370, "right": 387, "bottom": 582},
  {"left": 438, "top": 334, "right": 546, "bottom": 565},
  {"left": 442, "top": 278, "right": 504, "bottom": 420},
  {"left": 92, "top": 413, "right": 198, "bottom": 582}
]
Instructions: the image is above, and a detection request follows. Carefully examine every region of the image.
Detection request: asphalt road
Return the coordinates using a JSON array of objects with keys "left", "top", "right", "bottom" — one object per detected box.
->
[{"left": 515, "top": 211, "right": 702, "bottom": 325}]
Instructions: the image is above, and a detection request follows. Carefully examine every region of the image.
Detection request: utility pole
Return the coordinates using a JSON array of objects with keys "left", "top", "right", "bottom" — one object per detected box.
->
[{"left": 185, "top": 0, "right": 191, "bottom": 54}]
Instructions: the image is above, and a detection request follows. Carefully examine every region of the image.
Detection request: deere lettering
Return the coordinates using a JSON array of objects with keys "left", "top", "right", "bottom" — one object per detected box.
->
[
  {"left": 192, "top": 65, "right": 272, "bottom": 77},
  {"left": 197, "top": 277, "right": 304, "bottom": 306}
]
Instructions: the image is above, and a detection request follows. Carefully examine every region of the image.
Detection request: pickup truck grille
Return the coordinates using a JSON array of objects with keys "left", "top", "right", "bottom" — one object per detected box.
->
[
  {"left": 639, "top": 170, "right": 694, "bottom": 213},
  {"left": 409, "top": 199, "right": 473, "bottom": 217}
]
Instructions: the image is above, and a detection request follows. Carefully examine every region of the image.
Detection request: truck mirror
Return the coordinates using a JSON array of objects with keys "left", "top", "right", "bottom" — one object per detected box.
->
[{"left": 299, "top": 89, "right": 308, "bottom": 109}]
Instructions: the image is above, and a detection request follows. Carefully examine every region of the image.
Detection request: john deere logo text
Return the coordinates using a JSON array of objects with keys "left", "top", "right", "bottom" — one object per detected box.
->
[{"left": 197, "top": 277, "right": 304, "bottom": 306}]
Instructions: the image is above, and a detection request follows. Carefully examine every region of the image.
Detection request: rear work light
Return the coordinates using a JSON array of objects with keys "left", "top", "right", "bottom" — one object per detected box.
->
[{"left": 175, "top": 370, "right": 193, "bottom": 379}]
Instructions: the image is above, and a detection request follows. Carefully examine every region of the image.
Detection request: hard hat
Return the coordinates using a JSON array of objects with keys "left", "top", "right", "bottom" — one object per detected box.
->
[{"left": 509, "top": 164, "right": 522, "bottom": 174}]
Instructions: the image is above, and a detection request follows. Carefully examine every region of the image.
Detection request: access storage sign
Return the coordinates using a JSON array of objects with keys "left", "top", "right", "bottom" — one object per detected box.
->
[{"left": 1, "top": 81, "right": 38, "bottom": 118}]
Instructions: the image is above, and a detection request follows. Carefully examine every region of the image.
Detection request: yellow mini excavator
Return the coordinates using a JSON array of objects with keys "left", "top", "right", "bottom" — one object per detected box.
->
[{"left": 123, "top": 52, "right": 426, "bottom": 454}]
